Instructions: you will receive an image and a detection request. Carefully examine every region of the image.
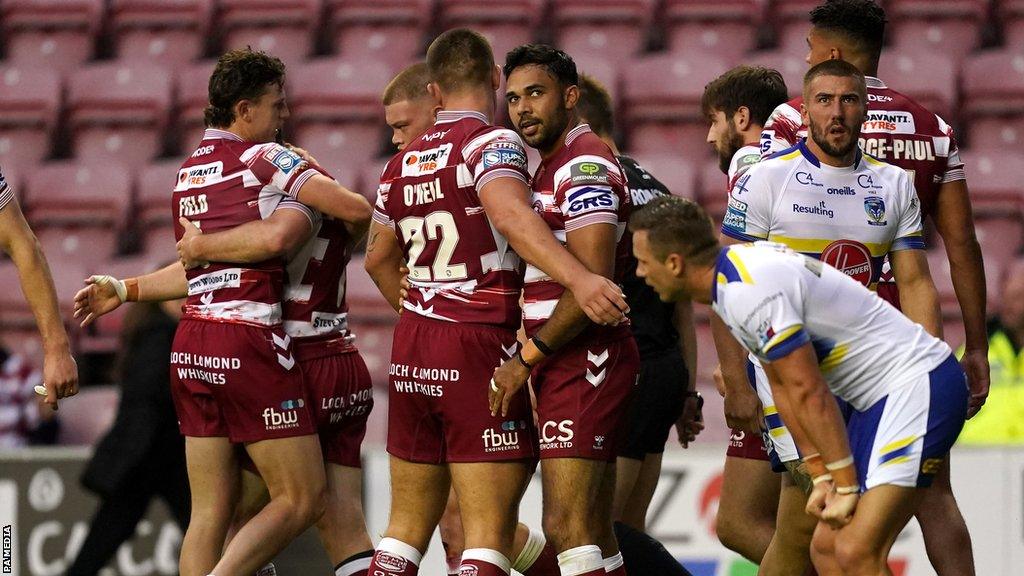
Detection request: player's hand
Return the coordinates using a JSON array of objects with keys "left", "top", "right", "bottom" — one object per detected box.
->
[
  {"left": 805, "top": 479, "right": 831, "bottom": 519},
  {"left": 397, "top": 265, "right": 410, "bottom": 313},
  {"left": 73, "top": 276, "right": 124, "bottom": 328},
  {"left": 821, "top": 490, "right": 859, "bottom": 528},
  {"left": 285, "top": 143, "right": 320, "bottom": 167},
  {"left": 713, "top": 365, "right": 727, "bottom": 397},
  {"left": 488, "top": 356, "right": 531, "bottom": 417},
  {"left": 41, "top": 347, "right": 78, "bottom": 411},
  {"left": 176, "top": 217, "right": 208, "bottom": 270},
  {"left": 675, "top": 392, "right": 704, "bottom": 448},
  {"left": 961, "top": 349, "right": 990, "bottom": 418},
  {"left": 724, "top": 384, "right": 764, "bottom": 434},
  {"left": 568, "top": 273, "right": 629, "bottom": 326}
]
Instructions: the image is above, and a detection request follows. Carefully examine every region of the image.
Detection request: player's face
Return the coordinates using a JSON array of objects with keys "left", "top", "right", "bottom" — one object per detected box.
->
[
  {"left": 506, "top": 65, "right": 572, "bottom": 153},
  {"left": 633, "top": 231, "right": 681, "bottom": 302},
  {"left": 247, "top": 83, "right": 290, "bottom": 143},
  {"left": 385, "top": 97, "right": 438, "bottom": 151},
  {"left": 804, "top": 75, "right": 866, "bottom": 159},
  {"left": 707, "top": 109, "right": 744, "bottom": 174},
  {"left": 806, "top": 27, "right": 834, "bottom": 67}
]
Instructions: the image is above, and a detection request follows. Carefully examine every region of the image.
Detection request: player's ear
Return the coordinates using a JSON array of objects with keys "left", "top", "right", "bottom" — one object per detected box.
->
[
  {"left": 426, "top": 82, "right": 441, "bottom": 105},
  {"left": 234, "top": 99, "right": 251, "bottom": 123},
  {"left": 492, "top": 64, "right": 501, "bottom": 91},
  {"left": 734, "top": 106, "right": 751, "bottom": 132},
  {"left": 667, "top": 253, "right": 685, "bottom": 277},
  {"left": 799, "top": 102, "right": 810, "bottom": 129},
  {"left": 564, "top": 84, "right": 579, "bottom": 110}
]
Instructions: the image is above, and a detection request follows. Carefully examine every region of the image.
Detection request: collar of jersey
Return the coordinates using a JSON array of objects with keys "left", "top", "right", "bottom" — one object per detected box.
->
[
  {"left": 203, "top": 128, "right": 244, "bottom": 142},
  {"left": 866, "top": 76, "right": 886, "bottom": 89},
  {"left": 711, "top": 247, "right": 732, "bottom": 304},
  {"left": 797, "top": 139, "right": 862, "bottom": 173},
  {"left": 566, "top": 123, "right": 592, "bottom": 146},
  {"left": 436, "top": 110, "right": 488, "bottom": 125}
]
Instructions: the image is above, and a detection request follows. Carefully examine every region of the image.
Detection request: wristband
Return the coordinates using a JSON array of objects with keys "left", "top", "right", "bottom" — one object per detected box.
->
[
  {"left": 825, "top": 456, "right": 854, "bottom": 471},
  {"left": 835, "top": 485, "right": 860, "bottom": 495},
  {"left": 803, "top": 453, "right": 829, "bottom": 479},
  {"left": 531, "top": 336, "right": 554, "bottom": 357},
  {"left": 124, "top": 278, "right": 140, "bottom": 302},
  {"left": 515, "top": 351, "right": 534, "bottom": 369},
  {"left": 811, "top": 474, "right": 833, "bottom": 485}
]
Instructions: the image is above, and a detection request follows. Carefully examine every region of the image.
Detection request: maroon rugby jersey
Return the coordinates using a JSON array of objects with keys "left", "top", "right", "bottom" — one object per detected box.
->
[
  {"left": 760, "top": 76, "right": 965, "bottom": 218},
  {"left": 372, "top": 110, "right": 530, "bottom": 330},
  {"left": 172, "top": 128, "right": 320, "bottom": 327},
  {"left": 523, "top": 123, "right": 631, "bottom": 337}
]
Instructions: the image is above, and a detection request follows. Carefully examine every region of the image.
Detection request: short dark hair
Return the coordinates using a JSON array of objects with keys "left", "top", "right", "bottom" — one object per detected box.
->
[
  {"left": 629, "top": 196, "right": 720, "bottom": 265},
  {"left": 701, "top": 65, "right": 789, "bottom": 128},
  {"left": 810, "top": 0, "right": 887, "bottom": 61},
  {"left": 382, "top": 62, "right": 431, "bottom": 105},
  {"left": 503, "top": 44, "right": 578, "bottom": 87},
  {"left": 204, "top": 49, "right": 286, "bottom": 128},
  {"left": 576, "top": 73, "right": 614, "bottom": 137},
  {"left": 803, "top": 59, "right": 866, "bottom": 98},
  {"left": 426, "top": 28, "right": 494, "bottom": 94}
]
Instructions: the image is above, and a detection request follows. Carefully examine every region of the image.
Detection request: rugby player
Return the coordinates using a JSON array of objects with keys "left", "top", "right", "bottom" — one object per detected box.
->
[
  {"left": 761, "top": 2, "right": 983, "bottom": 572},
  {"left": 365, "top": 29, "right": 629, "bottom": 576},
  {"left": 73, "top": 49, "right": 375, "bottom": 576},
  {"left": 494, "top": 45, "right": 639, "bottom": 576},
  {"left": 629, "top": 195, "right": 968, "bottom": 576},
  {"left": 381, "top": 62, "right": 560, "bottom": 576},
  {"left": 0, "top": 167, "right": 78, "bottom": 409},
  {"left": 574, "top": 74, "right": 702, "bottom": 576},
  {"left": 699, "top": 65, "right": 791, "bottom": 567}
]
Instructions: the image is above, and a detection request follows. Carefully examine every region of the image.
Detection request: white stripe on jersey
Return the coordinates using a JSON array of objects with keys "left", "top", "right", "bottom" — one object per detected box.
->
[
  {"left": 186, "top": 300, "right": 283, "bottom": 326},
  {"left": 523, "top": 299, "right": 558, "bottom": 320}
]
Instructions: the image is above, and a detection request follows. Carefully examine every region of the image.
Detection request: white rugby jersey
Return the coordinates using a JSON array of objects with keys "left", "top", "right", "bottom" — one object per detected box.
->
[
  {"left": 722, "top": 140, "right": 925, "bottom": 290},
  {"left": 712, "top": 242, "right": 951, "bottom": 410},
  {"left": 727, "top": 143, "right": 762, "bottom": 191}
]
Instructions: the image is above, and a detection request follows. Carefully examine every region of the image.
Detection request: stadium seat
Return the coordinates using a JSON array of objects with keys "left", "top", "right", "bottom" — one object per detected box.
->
[
  {"left": 768, "top": 0, "right": 819, "bottom": 56},
  {"left": 626, "top": 153, "right": 698, "bottom": 200},
  {"left": 745, "top": 50, "right": 807, "bottom": 98},
  {"left": 966, "top": 118, "right": 1024, "bottom": 151},
  {"left": 662, "top": 0, "right": 763, "bottom": 66},
  {"left": 78, "top": 254, "right": 173, "bottom": 354},
  {"left": 437, "top": 0, "right": 545, "bottom": 63},
  {"left": 138, "top": 160, "right": 184, "bottom": 229},
  {"left": 877, "top": 49, "right": 958, "bottom": 121},
  {"left": 1001, "top": 0, "right": 1024, "bottom": 48},
  {"left": 890, "top": 19, "right": 982, "bottom": 64},
  {"left": 1, "top": 0, "right": 104, "bottom": 75},
  {"left": 0, "top": 66, "right": 61, "bottom": 171},
  {"left": 109, "top": 0, "right": 215, "bottom": 66},
  {"left": 573, "top": 55, "right": 621, "bottom": 109},
  {"left": 621, "top": 53, "right": 728, "bottom": 155},
  {"left": 698, "top": 159, "right": 731, "bottom": 218},
  {"left": 960, "top": 149, "right": 1024, "bottom": 213},
  {"left": 975, "top": 217, "right": 1024, "bottom": 271},
  {"left": 553, "top": 0, "right": 655, "bottom": 65},
  {"left": 0, "top": 261, "right": 34, "bottom": 328},
  {"left": 288, "top": 57, "right": 396, "bottom": 169},
  {"left": 174, "top": 61, "right": 217, "bottom": 154},
  {"left": 926, "top": 246, "right": 958, "bottom": 308},
  {"left": 218, "top": 0, "right": 322, "bottom": 66},
  {"left": 325, "top": 0, "right": 431, "bottom": 69},
  {"left": 962, "top": 51, "right": 1024, "bottom": 149},
  {"left": 23, "top": 162, "right": 133, "bottom": 265},
  {"left": 142, "top": 224, "right": 178, "bottom": 263},
  {"left": 67, "top": 63, "right": 172, "bottom": 165}
]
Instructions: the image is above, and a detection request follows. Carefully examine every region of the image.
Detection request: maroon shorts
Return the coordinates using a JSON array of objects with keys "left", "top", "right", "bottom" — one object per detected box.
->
[
  {"left": 386, "top": 313, "right": 538, "bottom": 464},
  {"left": 726, "top": 428, "right": 770, "bottom": 460},
  {"left": 170, "top": 318, "right": 314, "bottom": 443},
  {"left": 295, "top": 338, "right": 374, "bottom": 468},
  {"left": 532, "top": 332, "right": 640, "bottom": 462}
]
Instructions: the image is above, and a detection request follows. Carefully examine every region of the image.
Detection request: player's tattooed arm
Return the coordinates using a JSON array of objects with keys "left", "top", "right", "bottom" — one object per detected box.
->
[
  {"left": 176, "top": 209, "right": 313, "bottom": 269},
  {"left": 364, "top": 220, "right": 405, "bottom": 312}
]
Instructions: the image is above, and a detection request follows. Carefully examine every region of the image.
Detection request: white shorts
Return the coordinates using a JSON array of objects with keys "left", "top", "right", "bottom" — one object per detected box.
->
[{"left": 753, "top": 360, "right": 801, "bottom": 463}]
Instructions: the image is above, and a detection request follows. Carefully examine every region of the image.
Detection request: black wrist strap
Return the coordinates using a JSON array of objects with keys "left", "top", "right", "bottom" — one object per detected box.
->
[
  {"left": 516, "top": 350, "right": 534, "bottom": 369},
  {"left": 531, "top": 336, "right": 554, "bottom": 357}
]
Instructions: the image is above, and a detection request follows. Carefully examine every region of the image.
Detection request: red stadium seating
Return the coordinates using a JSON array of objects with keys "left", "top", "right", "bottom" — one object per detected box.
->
[
  {"left": 662, "top": 0, "right": 763, "bottom": 66},
  {"left": 926, "top": 246, "right": 958, "bottom": 308},
  {"left": 769, "top": 0, "right": 818, "bottom": 56},
  {"left": 626, "top": 153, "right": 698, "bottom": 200},
  {"left": 109, "top": 0, "right": 214, "bottom": 66},
  {"left": 325, "top": 0, "right": 431, "bottom": 69},
  {"left": 1000, "top": 0, "right": 1024, "bottom": 48},
  {"left": 218, "top": 0, "right": 322, "bottom": 66},
  {"left": 975, "top": 217, "right": 1024, "bottom": 278},
  {"left": 23, "top": 162, "right": 133, "bottom": 265},
  {"left": 962, "top": 50, "right": 1024, "bottom": 149},
  {"left": 78, "top": 254, "right": 174, "bottom": 353},
  {"left": 67, "top": 63, "right": 172, "bottom": 164},
  {"left": 698, "top": 159, "right": 730, "bottom": 218},
  {"left": 573, "top": 54, "right": 621, "bottom": 109},
  {"left": 437, "top": 0, "right": 545, "bottom": 63},
  {"left": 745, "top": 50, "right": 807, "bottom": 98},
  {"left": 621, "top": 53, "right": 728, "bottom": 154},
  {"left": 174, "top": 61, "right": 217, "bottom": 154},
  {"left": 890, "top": 19, "right": 982, "bottom": 64},
  {"left": 877, "top": 49, "right": 958, "bottom": 121},
  {"left": 960, "top": 149, "right": 1024, "bottom": 213},
  {"left": 0, "top": 262, "right": 34, "bottom": 328},
  {"left": 138, "top": 160, "right": 183, "bottom": 228},
  {"left": 0, "top": 66, "right": 61, "bottom": 173},
  {"left": 288, "top": 57, "right": 396, "bottom": 169},
  {"left": 553, "top": 0, "right": 655, "bottom": 65},
  {"left": 1, "top": 0, "right": 104, "bottom": 74}
]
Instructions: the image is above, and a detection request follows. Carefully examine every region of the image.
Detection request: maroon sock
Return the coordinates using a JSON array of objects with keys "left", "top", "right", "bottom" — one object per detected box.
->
[{"left": 523, "top": 543, "right": 560, "bottom": 576}]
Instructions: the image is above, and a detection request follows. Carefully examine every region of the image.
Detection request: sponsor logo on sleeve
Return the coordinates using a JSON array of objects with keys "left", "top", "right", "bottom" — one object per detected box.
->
[
  {"left": 481, "top": 141, "right": 527, "bottom": 170},
  {"left": 723, "top": 196, "right": 748, "bottom": 231},
  {"left": 738, "top": 153, "right": 760, "bottom": 168},
  {"left": 864, "top": 196, "right": 887, "bottom": 226},
  {"left": 731, "top": 173, "right": 753, "bottom": 195},
  {"left": 565, "top": 186, "right": 615, "bottom": 216},
  {"left": 401, "top": 143, "right": 453, "bottom": 177},
  {"left": 569, "top": 161, "right": 609, "bottom": 185},
  {"left": 264, "top": 146, "right": 302, "bottom": 175}
]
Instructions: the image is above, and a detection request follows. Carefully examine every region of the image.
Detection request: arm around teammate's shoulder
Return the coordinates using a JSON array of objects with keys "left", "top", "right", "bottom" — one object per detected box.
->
[{"left": 294, "top": 174, "right": 373, "bottom": 240}]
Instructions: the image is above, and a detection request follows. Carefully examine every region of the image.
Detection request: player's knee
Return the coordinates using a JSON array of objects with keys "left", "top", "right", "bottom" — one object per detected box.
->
[
  {"left": 834, "top": 535, "right": 881, "bottom": 574},
  {"left": 714, "top": 511, "right": 747, "bottom": 553},
  {"left": 810, "top": 529, "right": 835, "bottom": 562}
]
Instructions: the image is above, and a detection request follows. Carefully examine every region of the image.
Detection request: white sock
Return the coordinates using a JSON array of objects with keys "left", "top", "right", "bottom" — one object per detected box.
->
[
  {"left": 462, "top": 548, "right": 511, "bottom": 574},
  {"left": 512, "top": 529, "right": 547, "bottom": 572},
  {"left": 376, "top": 537, "right": 423, "bottom": 566},
  {"left": 556, "top": 545, "right": 604, "bottom": 576},
  {"left": 603, "top": 553, "right": 624, "bottom": 572}
]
